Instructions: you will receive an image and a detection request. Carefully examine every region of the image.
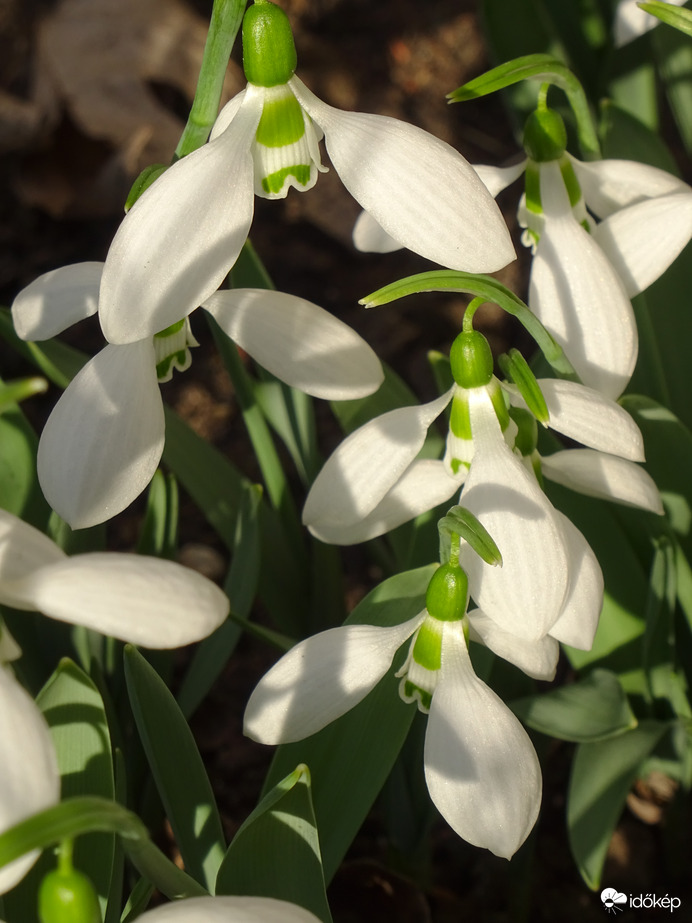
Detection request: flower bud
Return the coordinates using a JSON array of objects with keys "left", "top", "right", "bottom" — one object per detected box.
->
[
  {"left": 425, "top": 562, "right": 469, "bottom": 622},
  {"left": 450, "top": 330, "right": 493, "bottom": 389},
  {"left": 38, "top": 867, "right": 101, "bottom": 923},
  {"left": 523, "top": 107, "right": 567, "bottom": 163},
  {"left": 243, "top": 1, "right": 297, "bottom": 87}
]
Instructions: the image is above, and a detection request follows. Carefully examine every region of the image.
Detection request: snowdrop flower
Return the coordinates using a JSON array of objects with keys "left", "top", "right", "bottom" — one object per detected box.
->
[
  {"left": 97, "top": 0, "right": 514, "bottom": 344},
  {"left": 355, "top": 106, "right": 692, "bottom": 399},
  {"left": 12, "top": 262, "right": 382, "bottom": 528},
  {"left": 245, "top": 559, "right": 542, "bottom": 859},
  {"left": 0, "top": 666, "right": 59, "bottom": 895},
  {"left": 613, "top": 0, "right": 686, "bottom": 45},
  {"left": 135, "top": 896, "right": 321, "bottom": 922}
]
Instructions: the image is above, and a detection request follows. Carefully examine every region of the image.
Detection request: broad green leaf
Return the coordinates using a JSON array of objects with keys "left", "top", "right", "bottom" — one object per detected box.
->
[
  {"left": 512, "top": 669, "right": 637, "bottom": 742},
  {"left": 38, "top": 660, "right": 115, "bottom": 920},
  {"left": 137, "top": 471, "right": 179, "bottom": 559},
  {"left": 263, "top": 565, "right": 435, "bottom": 881},
  {"left": 216, "top": 765, "right": 331, "bottom": 922},
  {"left": 0, "top": 403, "right": 49, "bottom": 529},
  {"left": 654, "top": 15, "right": 692, "bottom": 155},
  {"left": 567, "top": 720, "right": 668, "bottom": 888},
  {"left": 124, "top": 647, "right": 226, "bottom": 891}
]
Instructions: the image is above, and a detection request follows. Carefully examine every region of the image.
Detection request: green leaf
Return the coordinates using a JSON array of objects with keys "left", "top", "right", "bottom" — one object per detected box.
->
[
  {"left": 136, "top": 471, "right": 179, "bottom": 559},
  {"left": 512, "top": 669, "right": 637, "bottom": 742},
  {"left": 438, "top": 505, "right": 502, "bottom": 566},
  {"left": 653, "top": 19, "right": 692, "bottom": 156},
  {"left": 0, "top": 402, "right": 50, "bottom": 529},
  {"left": 599, "top": 100, "right": 679, "bottom": 171},
  {"left": 38, "top": 660, "right": 115, "bottom": 920},
  {"left": 567, "top": 720, "right": 668, "bottom": 889},
  {"left": 642, "top": 1, "right": 692, "bottom": 38},
  {"left": 124, "top": 647, "right": 226, "bottom": 890},
  {"left": 263, "top": 564, "right": 435, "bottom": 881},
  {"left": 0, "top": 376, "right": 47, "bottom": 411},
  {"left": 216, "top": 765, "right": 331, "bottom": 922}
]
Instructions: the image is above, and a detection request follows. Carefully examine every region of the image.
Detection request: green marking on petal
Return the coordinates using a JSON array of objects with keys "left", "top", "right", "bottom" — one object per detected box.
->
[
  {"left": 256, "top": 92, "right": 306, "bottom": 147},
  {"left": 401, "top": 680, "right": 432, "bottom": 713},
  {"left": 560, "top": 157, "right": 583, "bottom": 209},
  {"left": 154, "top": 318, "right": 199, "bottom": 383},
  {"left": 261, "top": 164, "right": 312, "bottom": 194},
  {"left": 154, "top": 318, "right": 186, "bottom": 339},
  {"left": 449, "top": 390, "right": 471, "bottom": 440},
  {"left": 524, "top": 161, "right": 542, "bottom": 214},
  {"left": 412, "top": 616, "right": 444, "bottom": 671}
]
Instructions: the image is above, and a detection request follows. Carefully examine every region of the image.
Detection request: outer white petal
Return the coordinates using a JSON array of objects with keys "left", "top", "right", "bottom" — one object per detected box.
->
[
  {"left": 11, "top": 263, "right": 104, "bottom": 341},
  {"left": 473, "top": 159, "right": 527, "bottom": 198},
  {"left": 460, "top": 391, "right": 569, "bottom": 640},
  {"left": 3, "top": 554, "right": 228, "bottom": 648},
  {"left": 424, "top": 622, "right": 542, "bottom": 859},
  {"left": 302, "top": 387, "right": 454, "bottom": 532},
  {"left": 571, "top": 155, "right": 690, "bottom": 218},
  {"left": 352, "top": 209, "right": 402, "bottom": 253},
  {"left": 511, "top": 378, "right": 645, "bottom": 461},
  {"left": 594, "top": 193, "right": 692, "bottom": 298},
  {"left": 244, "top": 614, "right": 424, "bottom": 744},
  {"left": 530, "top": 162, "right": 637, "bottom": 399},
  {"left": 99, "top": 92, "right": 261, "bottom": 344},
  {"left": 0, "top": 667, "right": 60, "bottom": 894},
  {"left": 541, "top": 449, "right": 664, "bottom": 514},
  {"left": 291, "top": 77, "right": 515, "bottom": 273},
  {"left": 468, "top": 608, "right": 559, "bottom": 681},
  {"left": 37, "top": 341, "right": 165, "bottom": 529},
  {"left": 614, "top": 0, "right": 686, "bottom": 46},
  {"left": 308, "top": 459, "right": 463, "bottom": 545},
  {"left": 0, "top": 511, "right": 65, "bottom": 597},
  {"left": 209, "top": 89, "right": 247, "bottom": 140},
  {"left": 548, "top": 512, "right": 603, "bottom": 650},
  {"left": 135, "top": 896, "right": 322, "bottom": 923},
  {"left": 203, "top": 289, "right": 383, "bottom": 400}
]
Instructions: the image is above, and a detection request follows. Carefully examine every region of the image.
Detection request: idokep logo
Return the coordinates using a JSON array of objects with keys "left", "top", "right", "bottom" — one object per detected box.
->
[{"left": 600, "top": 888, "right": 682, "bottom": 913}]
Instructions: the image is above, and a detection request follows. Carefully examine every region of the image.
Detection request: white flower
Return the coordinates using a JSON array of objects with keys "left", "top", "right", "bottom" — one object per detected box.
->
[
  {"left": 97, "top": 78, "right": 515, "bottom": 345},
  {"left": 0, "top": 666, "right": 59, "bottom": 895},
  {"left": 613, "top": 0, "right": 686, "bottom": 46},
  {"left": 134, "top": 896, "right": 321, "bottom": 922},
  {"left": 244, "top": 602, "right": 542, "bottom": 859},
  {"left": 12, "top": 263, "right": 383, "bottom": 528}
]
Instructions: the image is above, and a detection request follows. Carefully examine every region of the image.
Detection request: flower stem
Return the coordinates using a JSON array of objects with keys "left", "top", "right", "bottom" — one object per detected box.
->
[{"left": 175, "top": 0, "right": 249, "bottom": 159}]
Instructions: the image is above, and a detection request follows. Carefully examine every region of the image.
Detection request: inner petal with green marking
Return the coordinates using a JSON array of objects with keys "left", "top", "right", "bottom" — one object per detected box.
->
[
  {"left": 154, "top": 318, "right": 199, "bottom": 383},
  {"left": 251, "top": 84, "right": 326, "bottom": 199},
  {"left": 396, "top": 615, "right": 446, "bottom": 713}
]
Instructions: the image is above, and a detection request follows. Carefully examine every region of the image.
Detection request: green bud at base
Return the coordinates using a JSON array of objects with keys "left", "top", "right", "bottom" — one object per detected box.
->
[
  {"left": 523, "top": 108, "right": 567, "bottom": 163},
  {"left": 425, "top": 562, "right": 469, "bottom": 622},
  {"left": 450, "top": 331, "right": 494, "bottom": 389},
  {"left": 39, "top": 868, "right": 101, "bottom": 923},
  {"left": 243, "top": 1, "right": 297, "bottom": 87}
]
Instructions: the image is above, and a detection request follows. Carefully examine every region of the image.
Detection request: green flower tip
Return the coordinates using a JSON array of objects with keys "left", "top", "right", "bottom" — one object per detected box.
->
[
  {"left": 523, "top": 107, "right": 567, "bottom": 163},
  {"left": 425, "top": 562, "right": 468, "bottom": 623},
  {"left": 39, "top": 868, "right": 101, "bottom": 923},
  {"left": 450, "top": 330, "right": 494, "bottom": 389},
  {"left": 243, "top": 1, "right": 297, "bottom": 87}
]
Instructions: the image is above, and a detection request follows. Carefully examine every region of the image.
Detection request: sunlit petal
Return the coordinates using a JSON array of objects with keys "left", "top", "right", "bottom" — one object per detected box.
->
[
  {"left": 244, "top": 615, "right": 423, "bottom": 744},
  {"left": 571, "top": 155, "right": 690, "bottom": 217},
  {"left": 135, "top": 895, "right": 322, "bottom": 923},
  {"left": 204, "top": 288, "right": 383, "bottom": 399},
  {"left": 541, "top": 449, "right": 664, "bottom": 514},
  {"left": 473, "top": 160, "right": 527, "bottom": 198},
  {"left": 12, "top": 263, "right": 103, "bottom": 341},
  {"left": 291, "top": 78, "right": 515, "bottom": 272},
  {"left": 424, "top": 622, "right": 542, "bottom": 859},
  {"left": 0, "top": 511, "right": 65, "bottom": 600},
  {"left": 37, "top": 342, "right": 165, "bottom": 529},
  {"left": 303, "top": 388, "right": 454, "bottom": 532},
  {"left": 467, "top": 609, "right": 559, "bottom": 681},
  {"left": 548, "top": 513, "right": 603, "bottom": 650}
]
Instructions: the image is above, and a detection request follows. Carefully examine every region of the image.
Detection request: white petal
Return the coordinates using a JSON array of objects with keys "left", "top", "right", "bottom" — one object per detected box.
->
[
  {"left": 613, "top": 0, "right": 686, "bottom": 46},
  {"left": 37, "top": 342, "right": 165, "bottom": 529},
  {"left": 0, "top": 511, "right": 65, "bottom": 598},
  {"left": 424, "top": 622, "right": 542, "bottom": 859},
  {"left": 571, "top": 155, "right": 690, "bottom": 218},
  {"left": 135, "top": 895, "right": 322, "bottom": 923},
  {"left": 11, "top": 263, "right": 104, "bottom": 341},
  {"left": 302, "top": 387, "right": 454, "bottom": 531},
  {"left": 530, "top": 163, "right": 637, "bottom": 398},
  {"left": 516, "top": 379, "right": 645, "bottom": 461},
  {"left": 460, "top": 393, "right": 569, "bottom": 640},
  {"left": 352, "top": 209, "right": 402, "bottom": 253},
  {"left": 548, "top": 513, "right": 603, "bottom": 650},
  {"left": 99, "top": 92, "right": 261, "bottom": 344},
  {"left": 307, "top": 459, "right": 463, "bottom": 545},
  {"left": 4, "top": 554, "right": 228, "bottom": 648},
  {"left": 209, "top": 89, "right": 247, "bottom": 140},
  {"left": 541, "top": 449, "right": 664, "bottom": 514},
  {"left": 204, "top": 288, "right": 383, "bottom": 399},
  {"left": 0, "top": 667, "right": 59, "bottom": 894},
  {"left": 291, "top": 77, "right": 515, "bottom": 273},
  {"left": 594, "top": 192, "right": 692, "bottom": 298},
  {"left": 244, "top": 614, "right": 424, "bottom": 744},
  {"left": 473, "top": 160, "right": 527, "bottom": 198},
  {"left": 467, "top": 609, "right": 559, "bottom": 681}
]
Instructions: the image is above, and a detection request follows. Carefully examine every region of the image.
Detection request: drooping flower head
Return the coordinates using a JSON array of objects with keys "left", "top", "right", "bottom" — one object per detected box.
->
[
  {"left": 97, "top": 0, "right": 515, "bottom": 345},
  {"left": 245, "top": 555, "right": 542, "bottom": 859}
]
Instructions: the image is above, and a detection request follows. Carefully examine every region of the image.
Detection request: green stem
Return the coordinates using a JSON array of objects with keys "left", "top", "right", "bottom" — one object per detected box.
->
[{"left": 175, "top": 0, "right": 249, "bottom": 159}]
